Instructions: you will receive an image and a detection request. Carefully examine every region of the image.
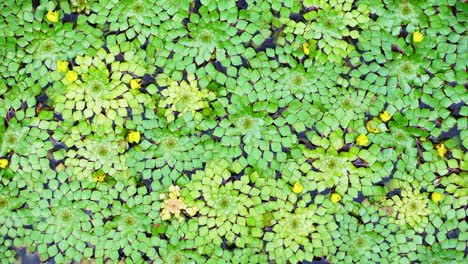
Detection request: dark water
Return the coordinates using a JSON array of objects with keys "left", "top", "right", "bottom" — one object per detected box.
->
[{"left": 15, "top": 248, "right": 46, "bottom": 264}]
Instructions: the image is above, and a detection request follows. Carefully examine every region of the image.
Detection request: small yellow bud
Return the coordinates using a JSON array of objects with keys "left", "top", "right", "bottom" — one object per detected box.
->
[
  {"left": 66, "top": 71, "right": 78, "bottom": 83},
  {"left": 95, "top": 175, "right": 106, "bottom": 182},
  {"left": 379, "top": 110, "right": 392, "bottom": 122},
  {"left": 413, "top": 31, "right": 424, "bottom": 43},
  {"left": 92, "top": 170, "right": 106, "bottom": 182},
  {"left": 292, "top": 182, "right": 304, "bottom": 194},
  {"left": 331, "top": 193, "right": 342, "bottom": 203},
  {"left": 356, "top": 134, "right": 369, "bottom": 146},
  {"left": 436, "top": 143, "right": 447, "bottom": 158},
  {"left": 46, "top": 10, "right": 59, "bottom": 23},
  {"left": 302, "top": 43, "right": 310, "bottom": 55},
  {"left": 127, "top": 131, "right": 141, "bottom": 144},
  {"left": 0, "top": 158, "right": 9, "bottom": 169},
  {"left": 431, "top": 192, "right": 443, "bottom": 204},
  {"left": 366, "top": 118, "right": 381, "bottom": 133},
  {"left": 57, "top": 60, "right": 68, "bottom": 72},
  {"left": 130, "top": 79, "right": 142, "bottom": 89}
]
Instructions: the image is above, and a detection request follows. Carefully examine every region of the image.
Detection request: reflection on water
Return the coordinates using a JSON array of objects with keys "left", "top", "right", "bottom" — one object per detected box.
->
[{"left": 15, "top": 247, "right": 44, "bottom": 264}]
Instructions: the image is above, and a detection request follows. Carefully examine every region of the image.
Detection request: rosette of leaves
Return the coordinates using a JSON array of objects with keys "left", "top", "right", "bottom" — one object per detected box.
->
[
  {"left": 352, "top": 39, "right": 429, "bottom": 96},
  {"left": 17, "top": 17, "right": 102, "bottom": 77},
  {"left": 178, "top": 6, "right": 243, "bottom": 65},
  {"left": 383, "top": 187, "right": 431, "bottom": 233},
  {"left": 331, "top": 213, "right": 388, "bottom": 263},
  {"left": 131, "top": 128, "right": 213, "bottom": 176},
  {"left": 359, "top": 0, "right": 430, "bottom": 35},
  {"left": 304, "top": 130, "right": 365, "bottom": 196},
  {"left": 282, "top": 0, "right": 371, "bottom": 63},
  {"left": 309, "top": 148, "right": 359, "bottom": 194},
  {"left": 63, "top": 132, "right": 128, "bottom": 181},
  {"left": 386, "top": 53, "right": 429, "bottom": 94},
  {"left": 0, "top": 111, "right": 55, "bottom": 177},
  {"left": 271, "top": 64, "right": 320, "bottom": 99},
  {"left": 218, "top": 94, "right": 295, "bottom": 170},
  {"left": 412, "top": 243, "right": 464, "bottom": 264},
  {"left": 51, "top": 55, "right": 138, "bottom": 122},
  {"left": 157, "top": 74, "right": 216, "bottom": 123},
  {"left": 315, "top": 87, "right": 378, "bottom": 129},
  {"left": 183, "top": 160, "right": 263, "bottom": 254},
  {"left": 0, "top": 117, "right": 29, "bottom": 157},
  {"left": 372, "top": 112, "right": 429, "bottom": 169},
  {"left": 221, "top": 94, "right": 273, "bottom": 146},
  {"left": 29, "top": 185, "right": 96, "bottom": 263},
  {"left": 101, "top": 186, "right": 157, "bottom": 262},
  {"left": 265, "top": 193, "right": 337, "bottom": 263},
  {"left": 107, "top": 0, "right": 169, "bottom": 43}
]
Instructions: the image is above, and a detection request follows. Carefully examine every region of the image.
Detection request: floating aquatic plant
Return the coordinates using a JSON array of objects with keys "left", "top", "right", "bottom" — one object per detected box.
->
[
  {"left": 0, "top": 0, "right": 465, "bottom": 263},
  {"left": 384, "top": 187, "right": 431, "bottom": 233}
]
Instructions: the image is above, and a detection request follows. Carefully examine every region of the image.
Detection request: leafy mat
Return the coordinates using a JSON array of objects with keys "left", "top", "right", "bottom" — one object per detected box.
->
[{"left": 0, "top": 0, "right": 467, "bottom": 263}]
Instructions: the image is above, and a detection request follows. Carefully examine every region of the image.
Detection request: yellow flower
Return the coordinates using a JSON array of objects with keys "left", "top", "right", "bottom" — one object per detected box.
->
[
  {"left": 356, "top": 134, "right": 369, "bottom": 146},
  {"left": 379, "top": 110, "right": 392, "bottom": 122},
  {"left": 92, "top": 170, "right": 106, "bottom": 182},
  {"left": 0, "top": 158, "right": 9, "bottom": 169},
  {"left": 431, "top": 192, "right": 443, "bottom": 204},
  {"left": 57, "top": 60, "right": 68, "bottom": 72},
  {"left": 127, "top": 131, "right": 141, "bottom": 144},
  {"left": 66, "top": 71, "right": 78, "bottom": 83},
  {"left": 46, "top": 10, "right": 59, "bottom": 23},
  {"left": 436, "top": 143, "right": 447, "bottom": 158},
  {"left": 413, "top": 31, "right": 424, "bottom": 43},
  {"left": 331, "top": 193, "right": 342, "bottom": 203},
  {"left": 130, "top": 79, "right": 142, "bottom": 89},
  {"left": 366, "top": 118, "right": 381, "bottom": 133},
  {"left": 292, "top": 182, "right": 304, "bottom": 194},
  {"left": 95, "top": 175, "right": 106, "bottom": 182},
  {"left": 302, "top": 43, "right": 310, "bottom": 55}
]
